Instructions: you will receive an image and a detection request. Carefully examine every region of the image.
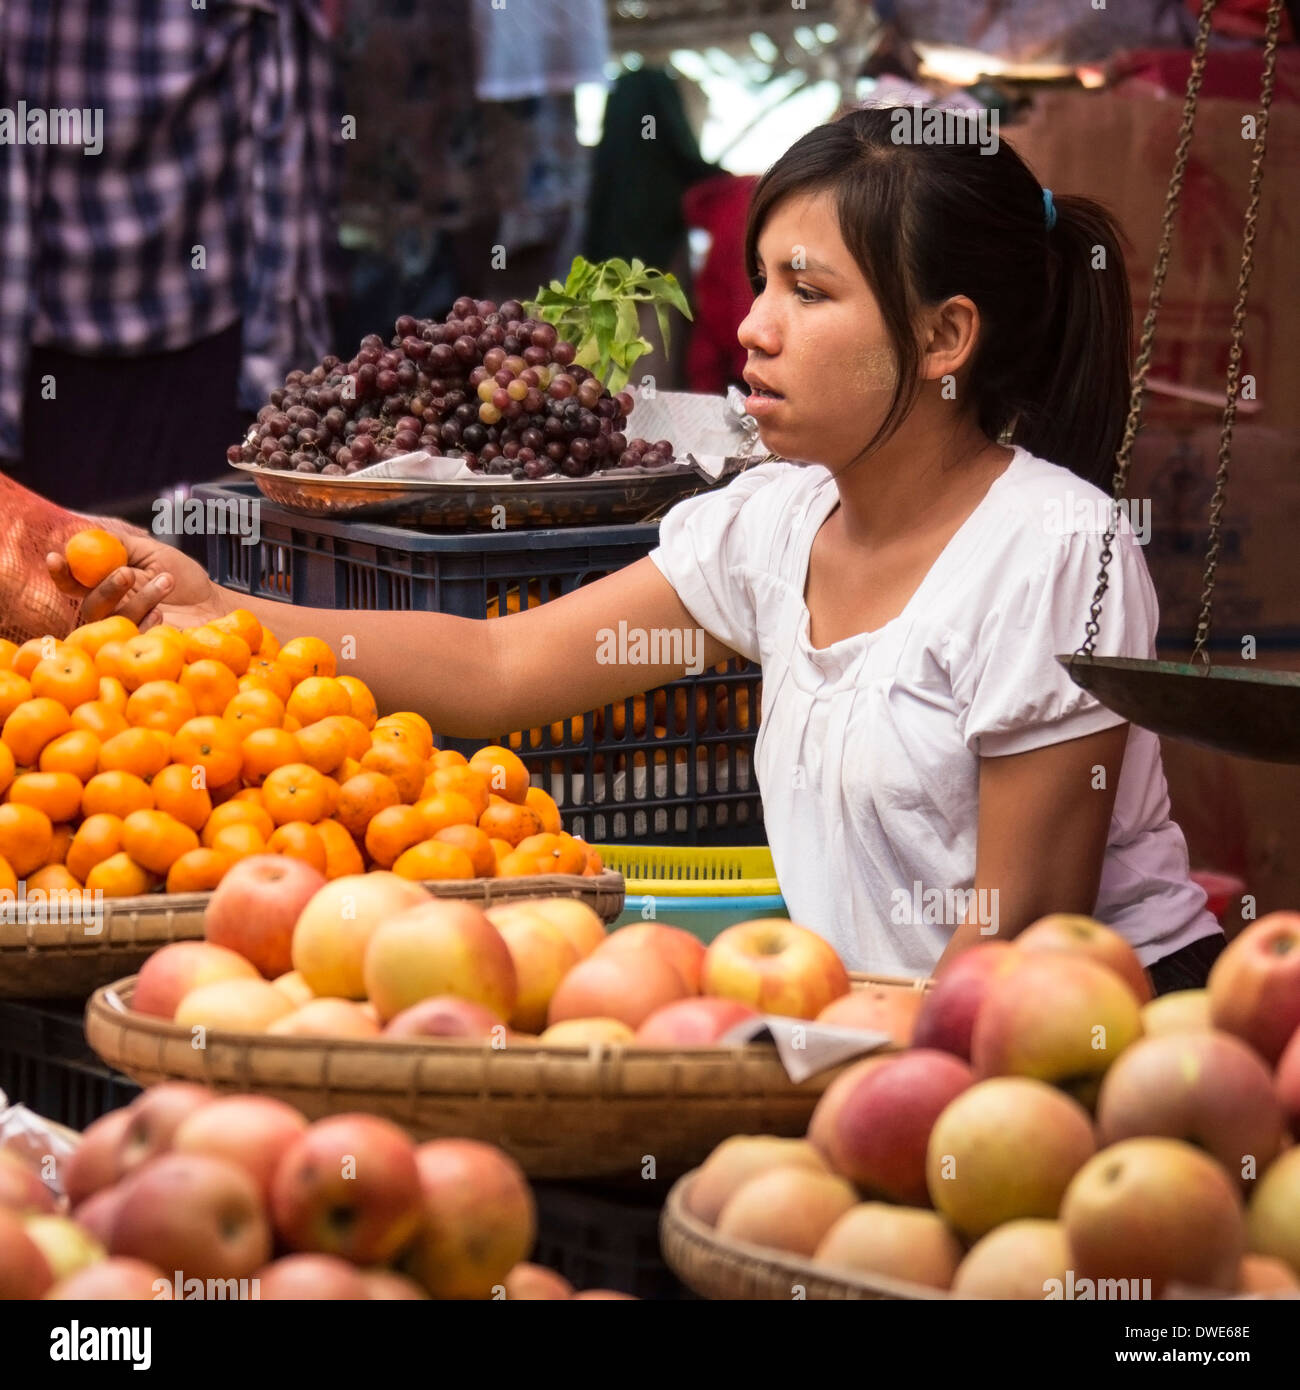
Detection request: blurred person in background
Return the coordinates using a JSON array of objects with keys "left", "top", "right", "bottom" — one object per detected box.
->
[
  {"left": 334, "top": 0, "right": 607, "bottom": 348},
  {"left": 0, "top": 0, "right": 343, "bottom": 519}
]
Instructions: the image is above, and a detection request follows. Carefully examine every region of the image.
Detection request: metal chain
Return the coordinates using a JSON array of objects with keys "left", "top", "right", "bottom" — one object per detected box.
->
[
  {"left": 1190, "top": 0, "right": 1284, "bottom": 665},
  {"left": 1074, "top": 0, "right": 1219, "bottom": 661}
]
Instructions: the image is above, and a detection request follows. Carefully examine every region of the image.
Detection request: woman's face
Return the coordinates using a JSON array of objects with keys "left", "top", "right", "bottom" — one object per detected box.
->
[{"left": 738, "top": 191, "right": 899, "bottom": 469}]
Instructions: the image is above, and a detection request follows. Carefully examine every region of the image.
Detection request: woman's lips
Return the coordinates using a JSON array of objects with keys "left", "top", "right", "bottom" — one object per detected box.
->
[{"left": 745, "top": 385, "right": 784, "bottom": 418}]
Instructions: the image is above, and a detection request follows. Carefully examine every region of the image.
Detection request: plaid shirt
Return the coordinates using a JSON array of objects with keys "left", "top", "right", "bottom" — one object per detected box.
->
[{"left": 0, "top": 0, "right": 342, "bottom": 459}]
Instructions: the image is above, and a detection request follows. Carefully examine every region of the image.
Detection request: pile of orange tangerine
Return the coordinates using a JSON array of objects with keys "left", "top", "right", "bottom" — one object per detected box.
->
[{"left": 0, "top": 605, "right": 601, "bottom": 902}]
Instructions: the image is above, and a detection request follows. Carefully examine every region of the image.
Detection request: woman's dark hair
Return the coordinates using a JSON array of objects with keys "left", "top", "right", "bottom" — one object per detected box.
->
[{"left": 743, "top": 107, "right": 1134, "bottom": 490}]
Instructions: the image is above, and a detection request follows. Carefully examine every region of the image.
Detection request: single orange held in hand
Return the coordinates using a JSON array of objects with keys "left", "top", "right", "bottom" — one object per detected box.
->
[
  {"left": 334, "top": 769, "right": 401, "bottom": 837},
  {"left": 64, "top": 529, "right": 129, "bottom": 589},
  {"left": 30, "top": 648, "right": 99, "bottom": 711},
  {"left": 391, "top": 838, "right": 475, "bottom": 882},
  {"left": 3, "top": 696, "right": 73, "bottom": 766},
  {"left": 149, "top": 762, "right": 213, "bottom": 832},
  {"left": 7, "top": 771, "right": 83, "bottom": 823},
  {"left": 0, "top": 802, "right": 55, "bottom": 877},
  {"left": 121, "top": 809, "right": 201, "bottom": 875},
  {"left": 265, "top": 821, "right": 327, "bottom": 874},
  {"left": 363, "top": 804, "right": 428, "bottom": 869},
  {"left": 172, "top": 716, "right": 242, "bottom": 787},
  {"left": 277, "top": 636, "right": 337, "bottom": 682},
  {"left": 166, "top": 847, "right": 234, "bottom": 893}
]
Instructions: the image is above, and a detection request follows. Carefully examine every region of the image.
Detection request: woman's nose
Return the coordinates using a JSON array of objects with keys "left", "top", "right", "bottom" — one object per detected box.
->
[{"left": 737, "top": 301, "right": 780, "bottom": 357}]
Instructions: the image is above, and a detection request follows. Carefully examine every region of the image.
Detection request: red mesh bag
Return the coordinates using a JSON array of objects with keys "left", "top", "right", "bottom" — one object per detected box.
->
[{"left": 0, "top": 475, "right": 151, "bottom": 643}]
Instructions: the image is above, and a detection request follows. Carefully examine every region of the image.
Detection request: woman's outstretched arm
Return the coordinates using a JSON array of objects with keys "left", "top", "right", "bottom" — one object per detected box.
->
[{"left": 49, "top": 539, "right": 737, "bottom": 738}]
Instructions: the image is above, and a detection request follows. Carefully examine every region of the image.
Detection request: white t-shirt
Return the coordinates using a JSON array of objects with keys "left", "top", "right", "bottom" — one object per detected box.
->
[{"left": 648, "top": 446, "right": 1220, "bottom": 977}]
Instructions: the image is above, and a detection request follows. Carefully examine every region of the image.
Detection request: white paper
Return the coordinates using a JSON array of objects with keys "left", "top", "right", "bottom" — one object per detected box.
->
[{"left": 720, "top": 1017, "right": 895, "bottom": 1084}]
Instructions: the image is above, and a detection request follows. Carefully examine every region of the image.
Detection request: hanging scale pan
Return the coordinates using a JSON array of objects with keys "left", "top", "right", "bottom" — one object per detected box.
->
[{"left": 1057, "top": 0, "right": 1300, "bottom": 764}]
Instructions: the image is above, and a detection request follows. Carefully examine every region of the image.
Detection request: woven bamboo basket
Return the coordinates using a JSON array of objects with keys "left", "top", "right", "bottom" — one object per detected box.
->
[
  {"left": 0, "top": 871, "right": 624, "bottom": 1001},
  {"left": 84, "top": 971, "right": 921, "bottom": 1180},
  {"left": 659, "top": 1169, "right": 948, "bottom": 1301}
]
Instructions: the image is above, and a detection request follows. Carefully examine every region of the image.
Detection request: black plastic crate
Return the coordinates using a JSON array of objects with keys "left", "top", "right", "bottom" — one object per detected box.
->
[
  {"left": 0, "top": 998, "right": 140, "bottom": 1131},
  {"left": 531, "top": 1181, "right": 695, "bottom": 1300},
  {"left": 199, "top": 482, "right": 763, "bottom": 845}
]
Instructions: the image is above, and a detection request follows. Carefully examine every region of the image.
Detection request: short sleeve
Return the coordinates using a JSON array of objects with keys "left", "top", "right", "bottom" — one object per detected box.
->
[
  {"left": 955, "top": 530, "right": 1159, "bottom": 757},
  {"left": 647, "top": 461, "right": 793, "bottom": 664}
]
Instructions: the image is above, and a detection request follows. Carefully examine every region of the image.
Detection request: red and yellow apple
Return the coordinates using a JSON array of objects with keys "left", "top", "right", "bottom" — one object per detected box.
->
[
  {"left": 599, "top": 922, "right": 705, "bottom": 993},
  {"left": 363, "top": 899, "right": 517, "bottom": 1023},
  {"left": 0, "top": 1150, "right": 57, "bottom": 1216},
  {"left": 701, "top": 920, "right": 850, "bottom": 1021},
  {"left": 270, "top": 1113, "right": 424, "bottom": 1265},
  {"left": 171, "top": 1095, "right": 309, "bottom": 1203},
  {"left": 487, "top": 898, "right": 606, "bottom": 959},
  {"left": 546, "top": 945, "right": 687, "bottom": 1030},
  {"left": 970, "top": 953, "right": 1143, "bottom": 1107},
  {"left": 634, "top": 996, "right": 759, "bottom": 1045},
  {"left": 114, "top": 1082, "right": 215, "bottom": 1180},
  {"left": 926, "top": 1077, "right": 1097, "bottom": 1240},
  {"left": 911, "top": 942, "right": 1019, "bottom": 1061},
  {"left": 494, "top": 913, "right": 580, "bottom": 1032},
  {"left": 270, "top": 971, "right": 315, "bottom": 1007},
  {"left": 266, "top": 997, "right": 382, "bottom": 1039},
  {"left": 816, "top": 985, "right": 925, "bottom": 1047},
  {"left": 204, "top": 853, "right": 326, "bottom": 979},
  {"left": 686, "top": 1136, "right": 831, "bottom": 1227},
  {"left": 23, "top": 1214, "right": 105, "bottom": 1282},
  {"left": 63, "top": 1107, "right": 133, "bottom": 1206},
  {"left": 1061, "top": 1137, "right": 1245, "bottom": 1295},
  {"left": 1277, "top": 1023, "right": 1300, "bottom": 1139},
  {"left": 1016, "top": 913, "right": 1153, "bottom": 1003},
  {"left": 537, "top": 1017, "right": 636, "bottom": 1045},
  {"left": 0, "top": 1208, "right": 53, "bottom": 1299},
  {"left": 132, "top": 940, "right": 260, "bottom": 1019},
  {"left": 255, "top": 1253, "right": 371, "bottom": 1300},
  {"left": 1245, "top": 1147, "right": 1300, "bottom": 1277},
  {"left": 809, "top": 1050, "right": 974, "bottom": 1205},
  {"left": 951, "top": 1219, "right": 1072, "bottom": 1300},
  {"left": 1140, "top": 988, "right": 1211, "bottom": 1037},
  {"left": 503, "top": 1261, "right": 574, "bottom": 1300},
  {"left": 814, "top": 1203, "right": 964, "bottom": 1291},
  {"left": 110, "top": 1153, "right": 271, "bottom": 1283},
  {"left": 45, "top": 1256, "right": 165, "bottom": 1300},
  {"left": 399, "top": 1139, "right": 536, "bottom": 1299},
  {"left": 383, "top": 995, "right": 506, "bottom": 1041},
  {"left": 173, "top": 977, "right": 296, "bottom": 1033},
  {"left": 714, "top": 1166, "right": 858, "bottom": 1257},
  {"left": 291, "top": 872, "right": 431, "bottom": 999},
  {"left": 1208, "top": 913, "right": 1300, "bottom": 1064}
]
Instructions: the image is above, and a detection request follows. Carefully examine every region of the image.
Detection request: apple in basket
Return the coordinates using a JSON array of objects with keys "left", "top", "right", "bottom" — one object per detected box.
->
[
  {"left": 598, "top": 922, "right": 706, "bottom": 993},
  {"left": 132, "top": 940, "right": 260, "bottom": 1020},
  {"left": 46, "top": 1256, "right": 167, "bottom": 1301},
  {"left": 485, "top": 898, "right": 607, "bottom": 960},
  {"left": 383, "top": 995, "right": 506, "bottom": 1041},
  {"left": 64, "top": 1109, "right": 134, "bottom": 1206},
  {"left": 634, "top": 996, "right": 759, "bottom": 1045},
  {"left": 255, "top": 1253, "right": 372, "bottom": 1301},
  {"left": 113, "top": 1083, "right": 216, "bottom": 1181},
  {"left": 1207, "top": 912, "right": 1300, "bottom": 1064},
  {"left": 546, "top": 945, "right": 686, "bottom": 1031},
  {"left": 910, "top": 941, "right": 1019, "bottom": 1062},
  {"left": 171, "top": 1096, "right": 309, "bottom": 1203},
  {"left": 816, "top": 984, "right": 925, "bottom": 1048},
  {"left": 951, "top": 1219, "right": 1074, "bottom": 1300},
  {"left": 492, "top": 913, "right": 580, "bottom": 1033},
  {"left": 1246, "top": 1148, "right": 1300, "bottom": 1278},
  {"left": 1140, "top": 988, "right": 1212, "bottom": 1037},
  {"left": 23, "top": 1215, "right": 106, "bottom": 1283},
  {"left": 204, "top": 854, "right": 327, "bottom": 980},
  {"left": 701, "top": 920, "right": 851, "bottom": 1021}
]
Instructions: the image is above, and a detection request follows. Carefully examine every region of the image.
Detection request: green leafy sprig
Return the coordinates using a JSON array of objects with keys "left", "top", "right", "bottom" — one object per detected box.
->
[{"left": 524, "top": 257, "right": 692, "bottom": 393}]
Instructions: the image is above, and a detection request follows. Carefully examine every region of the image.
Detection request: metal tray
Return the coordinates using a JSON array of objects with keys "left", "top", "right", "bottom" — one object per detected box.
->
[{"left": 231, "top": 458, "right": 741, "bottom": 528}]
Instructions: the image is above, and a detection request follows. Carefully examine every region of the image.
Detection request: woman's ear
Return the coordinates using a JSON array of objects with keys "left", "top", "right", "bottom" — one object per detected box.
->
[{"left": 917, "top": 295, "right": 982, "bottom": 382}]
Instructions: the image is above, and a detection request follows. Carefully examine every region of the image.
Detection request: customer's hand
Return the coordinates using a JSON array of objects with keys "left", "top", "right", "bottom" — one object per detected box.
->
[{"left": 47, "top": 533, "right": 228, "bottom": 631}]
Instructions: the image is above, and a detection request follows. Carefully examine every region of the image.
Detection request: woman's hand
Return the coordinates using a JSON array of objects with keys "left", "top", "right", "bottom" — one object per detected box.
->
[{"left": 47, "top": 533, "right": 229, "bottom": 631}]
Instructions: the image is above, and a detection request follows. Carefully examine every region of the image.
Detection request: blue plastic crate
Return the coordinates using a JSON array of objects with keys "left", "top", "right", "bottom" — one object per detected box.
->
[{"left": 197, "top": 482, "right": 763, "bottom": 845}]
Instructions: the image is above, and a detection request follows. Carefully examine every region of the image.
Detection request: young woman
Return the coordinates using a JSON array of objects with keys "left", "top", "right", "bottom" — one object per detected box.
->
[{"left": 51, "top": 108, "right": 1223, "bottom": 991}]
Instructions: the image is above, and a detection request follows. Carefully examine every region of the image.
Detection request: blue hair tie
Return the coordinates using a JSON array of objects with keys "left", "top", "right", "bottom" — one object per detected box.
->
[{"left": 1042, "top": 187, "right": 1057, "bottom": 230}]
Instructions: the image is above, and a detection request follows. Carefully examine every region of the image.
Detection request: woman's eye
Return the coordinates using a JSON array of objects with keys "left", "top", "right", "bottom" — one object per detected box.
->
[{"left": 794, "top": 284, "right": 824, "bottom": 303}]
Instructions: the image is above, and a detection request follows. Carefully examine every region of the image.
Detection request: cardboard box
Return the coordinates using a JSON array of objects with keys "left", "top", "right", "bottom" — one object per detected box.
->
[{"left": 1005, "top": 90, "right": 1300, "bottom": 430}]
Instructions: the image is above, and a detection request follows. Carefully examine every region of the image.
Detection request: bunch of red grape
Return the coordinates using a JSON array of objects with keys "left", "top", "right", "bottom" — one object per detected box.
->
[{"left": 229, "top": 298, "right": 677, "bottom": 480}]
